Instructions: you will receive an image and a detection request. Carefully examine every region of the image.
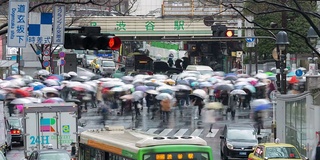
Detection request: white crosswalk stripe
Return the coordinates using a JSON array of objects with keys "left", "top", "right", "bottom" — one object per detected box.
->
[
  {"left": 146, "top": 128, "right": 158, "bottom": 134},
  {"left": 206, "top": 129, "right": 219, "bottom": 138},
  {"left": 159, "top": 129, "right": 173, "bottom": 136},
  {"left": 174, "top": 129, "right": 188, "bottom": 137},
  {"left": 190, "top": 129, "right": 203, "bottom": 137}
]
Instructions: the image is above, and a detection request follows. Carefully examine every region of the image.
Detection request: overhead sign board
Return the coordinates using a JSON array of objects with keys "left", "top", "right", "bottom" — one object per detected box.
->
[
  {"left": 246, "top": 38, "right": 255, "bottom": 43},
  {"left": 53, "top": 5, "right": 65, "bottom": 44},
  {"left": 7, "top": 0, "right": 29, "bottom": 47},
  {"left": 28, "top": 12, "right": 52, "bottom": 44}
]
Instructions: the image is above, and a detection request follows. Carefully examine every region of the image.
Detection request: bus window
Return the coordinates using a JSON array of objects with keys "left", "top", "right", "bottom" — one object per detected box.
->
[{"left": 143, "top": 152, "right": 209, "bottom": 160}]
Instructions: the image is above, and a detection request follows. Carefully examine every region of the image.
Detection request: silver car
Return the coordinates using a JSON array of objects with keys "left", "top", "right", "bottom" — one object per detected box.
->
[{"left": 100, "top": 60, "right": 116, "bottom": 75}]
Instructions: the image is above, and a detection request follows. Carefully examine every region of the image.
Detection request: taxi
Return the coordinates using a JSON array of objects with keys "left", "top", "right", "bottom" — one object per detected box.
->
[{"left": 248, "top": 139, "right": 308, "bottom": 160}]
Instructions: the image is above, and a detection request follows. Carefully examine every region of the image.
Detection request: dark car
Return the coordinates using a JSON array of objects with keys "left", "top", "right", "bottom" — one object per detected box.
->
[
  {"left": 220, "top": 124, "right": 258, "bottom": 160},
  {"left": 28, "top": 149, "right": 71, "bottom": 160},
  {"left": 8, "top": 117, "right": 24, "bottom": 146}
]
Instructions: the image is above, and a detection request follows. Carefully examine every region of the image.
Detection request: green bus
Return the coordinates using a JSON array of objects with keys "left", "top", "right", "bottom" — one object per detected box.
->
[{"left": 78, "top": 126, "right": 214, "bottom": 160}]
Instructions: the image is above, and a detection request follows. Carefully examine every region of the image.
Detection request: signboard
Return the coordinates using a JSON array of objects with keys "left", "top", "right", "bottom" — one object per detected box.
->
[
  {"left": 59, "top": 52, "right": 65, "bottom": 58},
  {"left": 90, "top": 22, "right": 97, "bottom": 26},
  {"left": 43, "top": 49, "right": 50, "bottom": 56},
  {"left": 7, "top": 0, "right": 29, "bottom": 47},
  {"left": 53, "top": 5, "right": 65, "bottom": 44},
  {"left": 309, "top": 63, "right": 316, "bottom": 75},
  {"left": 43, "top": 56, "right": 50, "bottom": 61},
  {"left": 43, "top": 60, "right": 50, "bottom": 67},
  {"left": 295, "top": 69, "right": 303, "bottom": 77},
  {"left": 246, "top": 37, "right": 255, "bottom": 43},
  {"left": 60, "top": 59, "right": 66, "bottom": 66},
  {"left": 28, "top": 12, "right": 52, "bottom": 44}
]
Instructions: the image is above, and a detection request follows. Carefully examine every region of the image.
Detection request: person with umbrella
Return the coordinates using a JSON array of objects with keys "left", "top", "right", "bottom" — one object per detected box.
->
[
  {"left": 175, "top": 59, "right": 183, "bottom": 69},
  {"left": 192, "top": 96, "right": 204, "bottom": 119},
  {"left": 160, "top": 97, "right": 171, "bottom": 122},
  {"left": 145, "top": 92, "right": 156, "bottom": 114},
  {"left": 243, "top": 88, "right": 252, "bottom": 109}
]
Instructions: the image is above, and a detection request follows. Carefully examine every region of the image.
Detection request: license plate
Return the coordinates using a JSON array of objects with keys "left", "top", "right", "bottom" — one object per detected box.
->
[{"left": 239, "top": 152, "right": 247, "bottom": 156}]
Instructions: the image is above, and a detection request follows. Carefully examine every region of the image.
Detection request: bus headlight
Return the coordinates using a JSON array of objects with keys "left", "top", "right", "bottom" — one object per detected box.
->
[{"left": 227, "top": 142, "right": 233, "bottom": 150}]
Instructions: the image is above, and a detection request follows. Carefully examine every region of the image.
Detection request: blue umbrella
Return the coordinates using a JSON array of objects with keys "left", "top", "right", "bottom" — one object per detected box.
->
[
  {"left": 225, "top": 73, "right": 237, "bottom": 77},
  {"left": 33, "top": 84, "right": 46, "bottom": 91},
  {"left": 199, "top": 82, "right": 212, "bottom": 88},
  {"left": 254, "top": 103, "right": 271, "bottom": 111},
  {"left": 177, "top": 79, "right": 189, "bottom": 86}
]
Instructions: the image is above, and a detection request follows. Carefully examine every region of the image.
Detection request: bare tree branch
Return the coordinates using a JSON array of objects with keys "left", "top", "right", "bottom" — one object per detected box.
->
[{"left": 225, "top": 3, "right": 320, "bottom": 57}]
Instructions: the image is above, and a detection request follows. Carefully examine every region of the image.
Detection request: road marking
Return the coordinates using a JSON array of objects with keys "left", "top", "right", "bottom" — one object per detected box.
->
[
  {"left": 146, "top": 128, "right": 158, "bottom": 134},
  {"left": 190, "top": 129, "right": 204, "bottom": 137},
  {"left": 159, "top": 129, "right": 173, "bottom": 136},
  {"left": 206, "top": 129, "right": 219, "bottom": 138},
  {"left": 174, "top": 129, "right": 188, "bottom": 137}
]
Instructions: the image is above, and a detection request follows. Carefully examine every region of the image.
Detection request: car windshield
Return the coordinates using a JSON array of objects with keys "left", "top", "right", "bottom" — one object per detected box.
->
[
  {"left": 39, "top": 152, "right": 70, "bottom": 160},
  {"left": 227, "top": 129, "right": 256, "bottom": 140},
  {"left": 265, "top": 147, "right": 301, "bottom": 159},
  {"left": 8, "top": 119, "right": 21, "bottom": 128},
  {"left": 102, "top": 61, "right": 115, "bottom": 67}
]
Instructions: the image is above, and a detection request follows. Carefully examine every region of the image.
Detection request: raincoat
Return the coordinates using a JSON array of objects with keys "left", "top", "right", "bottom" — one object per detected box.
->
[{"left": 160, "top": 99, "right": 171, "bottom": 112}]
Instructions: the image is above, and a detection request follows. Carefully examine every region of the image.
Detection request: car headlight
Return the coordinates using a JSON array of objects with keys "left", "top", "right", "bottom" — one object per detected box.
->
[{"left": 227, "top": 142, "right": 233, "bottom": 150}]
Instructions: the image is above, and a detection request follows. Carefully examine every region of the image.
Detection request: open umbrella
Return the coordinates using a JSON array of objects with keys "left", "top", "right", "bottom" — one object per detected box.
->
[
  {"left": 254, "top": 103, "right": 271, "bottom": 111},
  {"left": 254, "top": 73, "right": 268, "bottom": 79},
  {"left": 44, "top": 79, "right": 60, "bottom": 86},
  {"left": 156, "top": 93, "right": 173, "bottom": 100},
  {"left": 122, "top": 76, "right": 134, "bottom": 82},
  {"left": 215, "top": 84, "right": 234, "bottom": 91},
  {"left": 37, "top": 70, "right": 50, "bottom": 76},
  {"left": 243, "top": 85, "right": 256, "bottom": 93},
  {"left": 43, "top": 97, "right": 65, "bottom": 103},
  {"left": 224, "top": 75, "right": 237, "bottom": 81},
  {"left": 145, "top": 90, "right": 159, "bottom": 95},
  {"left": 250, "top": 99, "right": 270, "bottom": 107},
  {"left": 177, "top": 79, "right": 189, "bottom": 86},
  {"left": 132, "top": 91, "right": 144, "bottom": 101},
  {"left": 199, "top": 82, "right": 213, "bottom": 88},
  {"left": 110, "top": 87, "right": 124, "bottom": 92},
  {"left": 230, "top": 89, "right": 247, "bottom": 95},
  {"left": 205, "top": 102, "right": 223, "bottom": 110},
  {"left": 264, "top": 72, "right": 274, "bottom": 76},
  {"left": 190, "top": 89, "right": 207, "bottom": 100},
  {"left": 120, "top": 94, "right": 133, "bottom": 100},
  {"left": 135, "top": 85, "right": 148, "bottom": 92},
  {"left": 11, "top": 98, "right": 33, "bottom": 104},
  {"left": 14, "top": 89, "right": 30, "bottom": 97}
]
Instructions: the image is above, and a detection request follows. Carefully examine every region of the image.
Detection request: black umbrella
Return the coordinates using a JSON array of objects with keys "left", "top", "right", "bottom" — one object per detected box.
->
[
  {"left": 90, "top": 75, "right": 103, "bottom": 80},
  {"left": 70, "top": 76, "right": 86, "bottom": 82}
]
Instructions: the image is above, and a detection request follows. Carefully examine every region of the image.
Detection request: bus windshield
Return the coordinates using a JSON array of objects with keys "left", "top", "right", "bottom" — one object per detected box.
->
[{"left": 143, "top": 152, "right": 210, "bottom": 160}]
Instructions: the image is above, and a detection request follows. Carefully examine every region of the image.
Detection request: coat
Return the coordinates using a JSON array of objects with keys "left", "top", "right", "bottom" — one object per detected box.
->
[{"left": 160, "top": 99, "right": 171, "bottom": 111}]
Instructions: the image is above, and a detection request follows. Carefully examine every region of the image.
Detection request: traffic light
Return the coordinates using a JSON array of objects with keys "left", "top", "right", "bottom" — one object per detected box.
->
[
  {"left": 211, "top": 25, "right": 234, "bottom": 37},
  {"left": 64, "top": 33, "right": 121, "bottom": 50},
  {"left": 225, "top": 30, "right": 234, "bottom": 37}
]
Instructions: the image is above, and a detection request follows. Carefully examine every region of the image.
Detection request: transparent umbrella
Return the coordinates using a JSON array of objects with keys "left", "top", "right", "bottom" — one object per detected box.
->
[
  {"left": 11, "top": 98, "right": 33, "bottom": 104},
  {"left": 250, "top": 99, "right": 271, "bottom": 107},
  {"left": 132, "top": 91, "right": 144, "bottom": 101},
  {"left": 156, "top": 93, "right": 173, "bottom": 100}
]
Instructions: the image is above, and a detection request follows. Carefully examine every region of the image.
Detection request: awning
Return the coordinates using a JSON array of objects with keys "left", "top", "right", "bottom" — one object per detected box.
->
[{"left": 0, "top": 60, "right": 17, "bottom": 67}]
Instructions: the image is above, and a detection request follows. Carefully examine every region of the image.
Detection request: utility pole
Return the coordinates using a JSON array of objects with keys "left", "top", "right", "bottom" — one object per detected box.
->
[{"left": 281, "top": 0, "right": 287, "bottom": 94}]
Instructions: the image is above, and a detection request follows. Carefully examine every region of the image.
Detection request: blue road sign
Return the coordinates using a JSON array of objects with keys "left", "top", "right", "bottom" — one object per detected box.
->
[
  {"left": 295, "top": 69, "right": 303, "bottom": 77},
  {"left": 60, "top": 59, "right": 66, "bottom": 66},
  {"left": 246, "top": 37, "right": 255, "bottom": 43},
  {"left": 43, "top": 61, "right": 50, "bottom": 67}
]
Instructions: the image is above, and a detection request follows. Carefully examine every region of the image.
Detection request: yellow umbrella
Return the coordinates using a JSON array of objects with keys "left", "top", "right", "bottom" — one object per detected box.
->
[{"left": 205, "top": 102, "right": 223, "bottom": 110}]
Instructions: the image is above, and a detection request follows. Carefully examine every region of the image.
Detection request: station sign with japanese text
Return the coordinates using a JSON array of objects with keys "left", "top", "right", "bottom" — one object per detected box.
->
[{"left": 7, "top": 0, "right": 29, "bottom": 47}]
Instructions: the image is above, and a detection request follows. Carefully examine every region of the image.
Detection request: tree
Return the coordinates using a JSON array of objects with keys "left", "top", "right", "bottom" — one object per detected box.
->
[
  {"left": 0, "top": 0, "right": 137, "bottom": 70},
  {"left": 222, "top": 0, "right": 320, "bottom": 58}
]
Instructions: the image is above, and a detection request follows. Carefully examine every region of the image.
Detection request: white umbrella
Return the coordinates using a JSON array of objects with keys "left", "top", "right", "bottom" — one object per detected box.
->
[
  {"left": 145, "top": 90, "right": 159, "bottom": 95},
  {"left": 38, "top": 70, "right": 50, "bottom": 76},
  {"left": 132, "top": 79, "right": 144, "bottom": 85},
  {"left": 41, "top": 87, "right": 58, "bottom": 94},
  {"left": 254, "top": 73, "right": 268, "bottom": 79},
  {"left": 199, "top": 82, "right": 213, "bottom": 88},
  {"left": 156, "top": 93, "right": 173, "bottom": 100},
  {"left": 66, "top": 81, "right": 82, "bottom": 88},
  {"left": 110, "top": 87, "right": 124, "bottom": 92},
  {"left": 255, "top": 82, "right": 267, "bottom": 87},
  {"left": 26, "top": 97, "right": 41, "bottom": 103},
  {"left": 230, "top": 89, "right": 247, "bottom": 95},
  {"left": 156, "top": 85, "right": 177, "bottom": 92},
  {"left": 102, "top": 81, "right": 125, "bottom": 88},
  {"left": 132, "top": 91, "right": 144, "bottom": 101},
  {"left": 122, "top": 84, "right": 134, "bottom": 91},
  {"left": 184, "top": 77, "right": 197, "bottom": 81},
  {"left": 11, "top": 98, "right": 33, "bottom": 104},
  {"left": 152, "top": 74, "right": 168, "bottom": 80},
  {"left": 44, "top": 79, "right": 60, "bottom": 86},
  {"left": 122, "top": 76, "right": 134, "bottom": 82},
  {"left": 250, "top": 99, "right": 271, "bottom": 107},
  {"left": 175, "top": 85, "right": 192, "bottom": 91},
  {"left": 10, "top": 79, "right": 26, "bottom": 87},
  {"left": 98, "top": 78, "right": 113, "bottom": 82},
  {"left": 235, "top": 81, "right": 250, "bottom": 87},
  {"left": 191, "top": 89, "right": 207, "bottom": 99},
  {"left": 236, "top": 78, "right": 248, "bottom": 82}
]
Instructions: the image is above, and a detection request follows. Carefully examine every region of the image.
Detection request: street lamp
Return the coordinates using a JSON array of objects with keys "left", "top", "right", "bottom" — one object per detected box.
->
[
  {"left": 307, "top": 27, "right": 319, "bottom": 75},
  {"left": 275, "top": 31, "right": 289, "bottom": 94}
]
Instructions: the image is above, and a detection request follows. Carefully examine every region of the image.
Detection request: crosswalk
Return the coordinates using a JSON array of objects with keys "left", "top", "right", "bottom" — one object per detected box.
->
[{"left": 145, "top": 128, "right": 220, "bottom": 138}]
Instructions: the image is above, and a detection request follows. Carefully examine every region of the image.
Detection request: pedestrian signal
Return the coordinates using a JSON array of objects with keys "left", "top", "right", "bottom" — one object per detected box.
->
[{"left": 225, "top": 30, "right": 234, "bottom": 37}]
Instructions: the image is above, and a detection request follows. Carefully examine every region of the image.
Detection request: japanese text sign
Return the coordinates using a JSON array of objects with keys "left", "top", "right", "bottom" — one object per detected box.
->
[
  {"left": 7, "top": 0, "right": 29, "bottom": 47},
  {"left": 53, "top": 5, "right": 65, "bottom": 44}
]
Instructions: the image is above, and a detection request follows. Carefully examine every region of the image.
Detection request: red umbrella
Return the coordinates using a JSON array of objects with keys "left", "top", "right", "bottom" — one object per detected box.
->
[
  {"left": 14, "top": 89, "right": 30, "bottom": 97},
  {"left": 289, "top": 76, "right": 299, "bottom": 84},
  {"left": 72, "top": 87, "right": 85, "bottom": 92}
]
